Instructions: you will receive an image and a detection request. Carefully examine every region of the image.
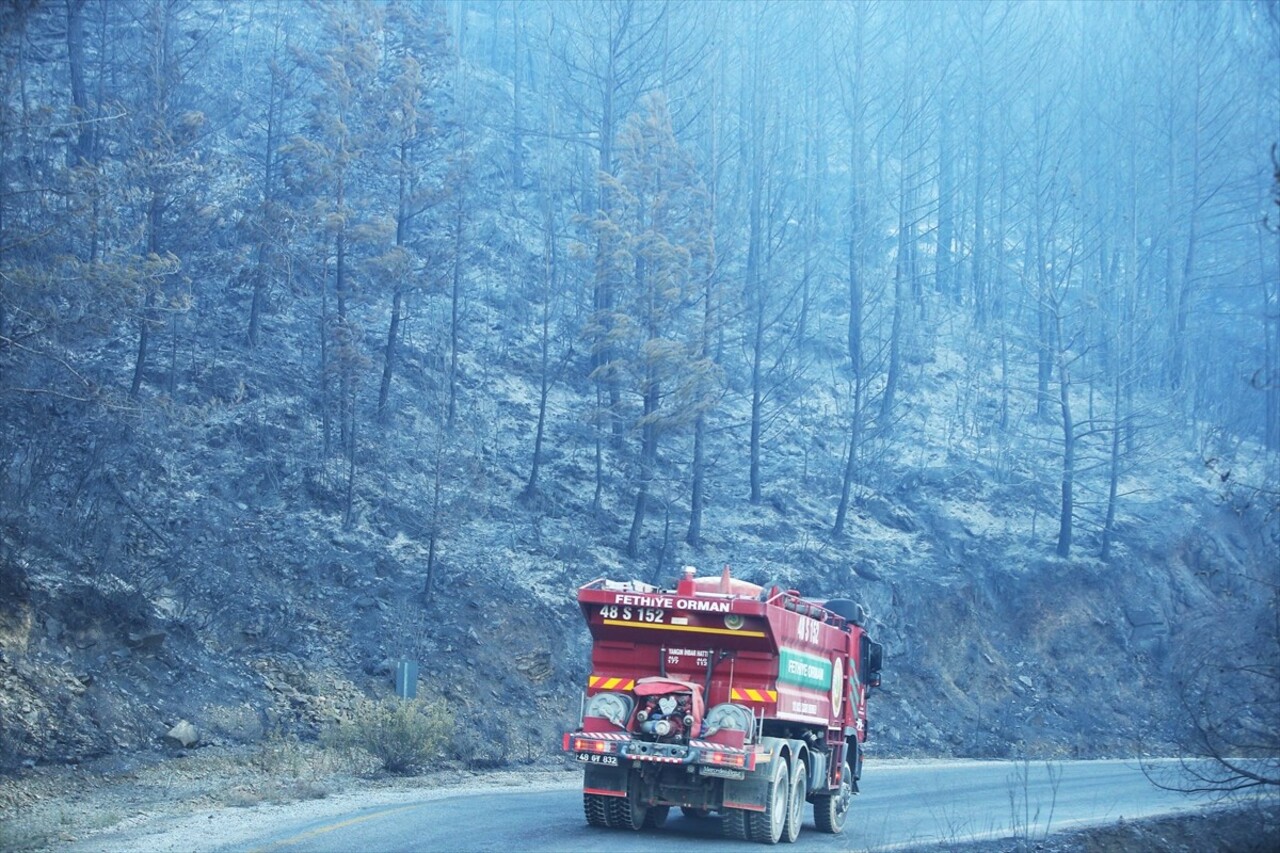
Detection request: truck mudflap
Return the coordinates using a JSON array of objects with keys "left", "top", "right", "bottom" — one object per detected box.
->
[
  {"left": 583, "top": 763, "right": 628, "bottom": 798},
  {"left": 721, "top": 739, "right": 787, "bottom": 813},
  {"left": 721, "top": 772, "right": 771, "bottom": 812}
]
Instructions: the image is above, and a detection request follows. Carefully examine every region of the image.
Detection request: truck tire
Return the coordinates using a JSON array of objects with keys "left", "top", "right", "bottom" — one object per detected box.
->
[
  {"left": 721, "top": 807, "right": 749, "bottom": 840},
  {"left": 782, "top": 757, "right": 806, "bottom": 843},
  {"left": 812, "top": 759, "right": 853, "bottom": 834},
  {"left": 642, "top": 805, "right": 670, "bottom": 828},
  {"left": 583, "top": 793, "right": 611, "bottom": 828},
  {"left": 606, "top": 794, "right": 648, "bottom": 830},
  {"left": 747, "top": 756, "right": 790, "bottom": 844},
  {"left": 607, "top": 775, "right": 649, "bottom": 831}
]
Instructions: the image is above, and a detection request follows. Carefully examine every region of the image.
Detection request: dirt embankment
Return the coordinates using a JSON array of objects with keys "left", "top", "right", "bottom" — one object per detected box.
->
[{"left": 0, "top": 742, "right": 576, "bottom": 851}]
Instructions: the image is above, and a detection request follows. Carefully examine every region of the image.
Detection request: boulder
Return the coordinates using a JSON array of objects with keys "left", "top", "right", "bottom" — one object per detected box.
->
[{"left": 164, "top": 720, "right": 199, "bottom": 749}]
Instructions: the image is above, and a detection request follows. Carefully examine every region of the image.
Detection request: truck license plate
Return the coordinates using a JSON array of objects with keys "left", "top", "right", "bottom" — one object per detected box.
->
[{"left": 577, "top": 753, "right": 619, "bottom": 767}]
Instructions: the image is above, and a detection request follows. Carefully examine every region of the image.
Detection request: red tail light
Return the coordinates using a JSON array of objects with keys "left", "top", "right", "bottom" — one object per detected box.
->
[
  {"left": 571, "top": 737, "right": 615, "bottom": 754},
  {"left": 707, "top": 750, "right": 746, "bottom": 767}
]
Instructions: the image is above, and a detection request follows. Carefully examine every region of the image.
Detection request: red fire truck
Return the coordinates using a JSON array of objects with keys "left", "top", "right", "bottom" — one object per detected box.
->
[{"left": 562, "top": 566, "right": 883, "bottom": 844}]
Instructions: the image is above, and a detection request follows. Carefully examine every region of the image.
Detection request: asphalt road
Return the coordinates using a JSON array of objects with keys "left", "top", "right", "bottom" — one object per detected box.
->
[{"left": 225, "top": 759, "right": 1211, "bottom": 852}]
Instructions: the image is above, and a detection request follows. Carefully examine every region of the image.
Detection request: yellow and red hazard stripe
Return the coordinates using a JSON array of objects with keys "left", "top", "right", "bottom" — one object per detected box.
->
[
  {"left": 588, "top": 675, "right": 636, "bottom": 691},
  {"left": 730, "top": 687, "right": 777, "bottom": 702}
]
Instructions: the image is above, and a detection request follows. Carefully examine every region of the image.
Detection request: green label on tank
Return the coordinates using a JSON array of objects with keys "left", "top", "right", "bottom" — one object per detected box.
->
[{"left": 778, "top": 648, "right": 832, "bottom": 690}]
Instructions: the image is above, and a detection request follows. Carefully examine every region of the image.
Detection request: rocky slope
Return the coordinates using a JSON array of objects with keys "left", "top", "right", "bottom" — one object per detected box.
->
[
  {"left": 2, "top": 298, "right": 1274, "bottom": 774},
  {"left": 1, "top": 34, "right": 1276, "bottom": 788}
]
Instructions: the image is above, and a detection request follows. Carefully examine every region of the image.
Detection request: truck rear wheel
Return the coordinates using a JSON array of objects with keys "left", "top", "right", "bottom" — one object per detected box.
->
[
  {"left": 642, "top": 805, "right": 669, "bottom": 828},
  {"left": 747, "top": 756, "right": 790, "bottom": 844},
  {"left": 813, "top": 759, "right": 852, "bottom": 834},
  {"left": 583, "top": 793, "right": 611, "bottom": 827},
  {"left": 606, "top": 794, "right": 648, "bottom": 830},
  {"left": 721, "top": 807, "right": 749, "bottom": 840},
  {"left": 606, "top": 774, "right": 650, "bottom": 830},
  {"left": 782, "top": 758, "right": 806, "bottom": 843}
]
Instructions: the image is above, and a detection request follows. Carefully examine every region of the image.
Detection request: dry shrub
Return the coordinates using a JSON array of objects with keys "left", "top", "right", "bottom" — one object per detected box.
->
[
  {"left": 251, "top": 727, "right": 308, "bottom": 776},
  {"left": 322, "top": 697, "right": 452, "bottom": 774}
]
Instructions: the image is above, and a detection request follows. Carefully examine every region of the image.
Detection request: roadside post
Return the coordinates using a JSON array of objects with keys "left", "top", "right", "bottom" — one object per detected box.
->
[{"left": 395, "top": 659, "right": 418, "bottom": 699}]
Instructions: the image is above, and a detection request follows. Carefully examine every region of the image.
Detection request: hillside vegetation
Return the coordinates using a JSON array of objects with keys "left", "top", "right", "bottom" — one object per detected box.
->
[{"left": 1, "top": 0, "right": 1277, "bottom": 779}]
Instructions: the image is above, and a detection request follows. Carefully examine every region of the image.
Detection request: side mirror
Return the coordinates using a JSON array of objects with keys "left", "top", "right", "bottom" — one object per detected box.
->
[{"left": 868, "top": 641, "right": 883, "bottom": 683}]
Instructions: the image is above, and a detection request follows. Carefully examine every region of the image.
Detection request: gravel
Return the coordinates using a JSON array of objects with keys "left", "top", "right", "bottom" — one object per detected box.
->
[{"left": 0, "top": 743, "right": 577, "bottom": 852}]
